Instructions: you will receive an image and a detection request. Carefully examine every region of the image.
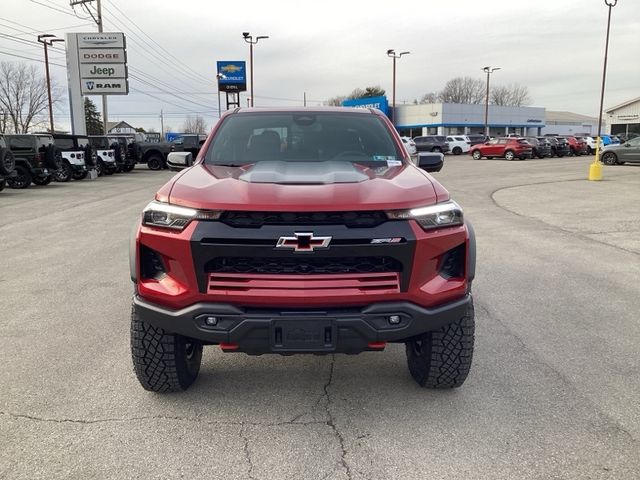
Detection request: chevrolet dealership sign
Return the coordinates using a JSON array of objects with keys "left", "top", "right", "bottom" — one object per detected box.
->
[{"left": 66, "top": 32, "right": 129, "bottom": 96}]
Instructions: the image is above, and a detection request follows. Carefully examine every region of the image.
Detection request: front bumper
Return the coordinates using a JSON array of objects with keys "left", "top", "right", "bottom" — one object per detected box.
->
[{"left": 133, "top": 294, "right": 472, "bottom": 354}]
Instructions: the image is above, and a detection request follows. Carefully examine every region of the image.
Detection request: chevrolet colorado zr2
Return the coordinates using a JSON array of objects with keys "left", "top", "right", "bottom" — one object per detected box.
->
[{"left": 130, "top": 107, "right": 476, "bottom": 393}]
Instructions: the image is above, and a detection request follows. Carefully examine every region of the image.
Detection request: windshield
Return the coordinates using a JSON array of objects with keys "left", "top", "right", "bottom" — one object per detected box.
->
[
  {"left": 205, "top": 112, "right": 401, "bottom": 166},
  {"left": 90, "top": 137, "right": 110, "bottom": 148}
]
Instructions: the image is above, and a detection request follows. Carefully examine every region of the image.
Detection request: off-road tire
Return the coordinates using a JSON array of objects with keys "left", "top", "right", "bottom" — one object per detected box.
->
[
  {"left": 7, "top": 165, "right": 31, "bottom": 189},
  {"left": 131, "top": 306, "right": 203, "bottom": 393},
  {"left": 32, "top": 175, "right": 52, "bottom": 186},
  {"left": 405, "top": 300, "right": 475, "bottom": 389},
  {"left": 601, "top": 152, "right": 618, "bottom": 165},
  {"left": 73, "top": 170, "right": 88, "bottom": 180},
  {"left": 471, "top": 150, "right": 482, "bottom": 160},
  {"left": 0, "top": 149, "right": 16, "bottom": 175},
  {"left": 146, "top": 154, "right": 164, "bottom": 170},
  {"left": 123, "top": 163, "right": 135, "bottom": 172},
  {"left": 452, "top": 146, "right": 462, "bottom": 155},
  {"left": 53, "top": 161, "right": 72, "bottom": 182},
  {"left": 44, "top": 144, "right": 62, "bottom": 169},
  {"left": 96, "top": 159, "right": 104, "bottom": 176},
  {"left": 0, "top": 178, "right": 5, "bottom": 191}
]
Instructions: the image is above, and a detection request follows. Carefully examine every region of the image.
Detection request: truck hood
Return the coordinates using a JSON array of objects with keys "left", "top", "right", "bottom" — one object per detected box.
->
[{"left": 166, "top": 161, "right": 442, "bottom": 211}]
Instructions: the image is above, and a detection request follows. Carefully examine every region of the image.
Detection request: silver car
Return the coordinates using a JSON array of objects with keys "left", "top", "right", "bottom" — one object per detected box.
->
[{"left": 601, "top": 136, "right": 640, "bottom": 165}]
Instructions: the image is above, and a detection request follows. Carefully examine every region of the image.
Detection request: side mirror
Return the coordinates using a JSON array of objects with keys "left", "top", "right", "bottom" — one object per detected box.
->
[
  {"left": 167, "top": 152, "right": 193, "bottom": 171},
  {"left": 417, "top": 152, "right": 444, "bottom": 172},
  {"left": 624, "top": 143, "right": 631, "bottom": 147}
]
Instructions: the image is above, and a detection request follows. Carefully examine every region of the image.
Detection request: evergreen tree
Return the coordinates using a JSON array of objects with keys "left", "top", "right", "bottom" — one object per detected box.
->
[{"left": 84, "top": 97, "right": 103, "bottom": 135}]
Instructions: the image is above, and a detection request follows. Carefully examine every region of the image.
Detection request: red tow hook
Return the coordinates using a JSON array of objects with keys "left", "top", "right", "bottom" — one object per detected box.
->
[
  {"left": 219, "top": 343, "right": 239, "bottom": 352},
  {"left": 367, "top": 342, "right": 387, "bottom": 350}
]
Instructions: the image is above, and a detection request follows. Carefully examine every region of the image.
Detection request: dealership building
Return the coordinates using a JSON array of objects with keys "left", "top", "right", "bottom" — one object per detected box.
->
[
  {"left": 342, "top": 96, "right": 601, "bottom": 137},
  {"left": 606, "top": 97, "right": 640, "bottom": 136}
]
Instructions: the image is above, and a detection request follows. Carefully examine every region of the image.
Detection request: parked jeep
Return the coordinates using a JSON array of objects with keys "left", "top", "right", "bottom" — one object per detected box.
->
[
  {"left": 52, "top": 134, "right": 90, "bottom": 180},
  {"left": 6, "top": 134, "right": 60, "bottom": 188},
  {"left": 89, "top": 136, "right": 117, "bottom": 175},
  {"left": 0, "top": 134, "right": 17, "bottom": 192}
]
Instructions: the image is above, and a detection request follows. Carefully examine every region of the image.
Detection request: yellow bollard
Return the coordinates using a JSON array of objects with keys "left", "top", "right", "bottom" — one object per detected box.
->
[{"left": 588, "top": 136, "right": 603, "bottom": 181}]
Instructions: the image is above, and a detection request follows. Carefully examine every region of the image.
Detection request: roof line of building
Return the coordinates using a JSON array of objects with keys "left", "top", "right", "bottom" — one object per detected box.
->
[{"left": 605, "top": 96, "right": 640, "bottom": 113}]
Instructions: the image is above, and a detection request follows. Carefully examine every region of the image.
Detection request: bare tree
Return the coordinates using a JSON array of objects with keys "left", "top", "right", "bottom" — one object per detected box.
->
[
  {"left": 438, "top": 77, "right": 485, "bottom": 104},
  {"left": 326, "top": 95, "right": 346, "bottom": 106},
  {"left": 419, "top": 92, "right": 439, "bottom": 104},
  {"left": 182, "top": 115, "right": 207, "bottom": 134},
  {"left": 490, "top": 83, "right": 532, "bottom": 107},
  {"left": 0, "top": 61, "right": 60, "bottom": 133},
  {"left": 0, "top": 109, "right": 8, "bottom": 134}
]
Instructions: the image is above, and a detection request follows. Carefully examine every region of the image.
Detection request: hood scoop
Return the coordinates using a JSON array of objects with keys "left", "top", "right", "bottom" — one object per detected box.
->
[{"left": 238, "top": 161, "right": 368, "bottom": 184}]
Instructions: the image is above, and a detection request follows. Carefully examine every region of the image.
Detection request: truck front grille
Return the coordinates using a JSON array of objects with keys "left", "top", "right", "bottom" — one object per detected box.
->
[
  {"left": 206, "top": 256, "right": 402, "bottom": 275},
  {"left": 220, "top": 211, "right": 388, "bottom": 228}
]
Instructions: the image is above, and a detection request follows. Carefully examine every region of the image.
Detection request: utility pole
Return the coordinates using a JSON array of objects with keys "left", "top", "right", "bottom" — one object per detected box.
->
[
  {"left": 37, "top": 34, "right": 64, "bottom": 133},
  {"left": 386, "top": 49, "right": 410, "bottom": 125},
  {"left": 160, "top": 109, "right": 164, "bottom": 139},
  {"left": 303, "top": 92, "right": 307, "bottom": 107},
  {"left": 482, "top": 66, "right": 500, "bottom": 137}
]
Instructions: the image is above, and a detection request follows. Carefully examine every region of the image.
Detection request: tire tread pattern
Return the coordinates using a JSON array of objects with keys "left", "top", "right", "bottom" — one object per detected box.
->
[{"left": 406, "top": 301, "right": 475, "bottom": 388}]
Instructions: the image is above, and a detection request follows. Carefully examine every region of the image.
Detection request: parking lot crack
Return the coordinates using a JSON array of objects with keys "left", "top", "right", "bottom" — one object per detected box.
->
[
  {"left": 323, "top": 355, "right": 353, "bottom": 480},
  {"left": 239, "top": 423, "right": 258, "bottom": 480},
  {"left": 475, "top": 302, "right": 637, "bottom": 444}
]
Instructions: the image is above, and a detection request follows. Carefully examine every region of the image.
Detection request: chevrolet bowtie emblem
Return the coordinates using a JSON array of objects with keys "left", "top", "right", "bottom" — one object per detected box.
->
[{"left": 276, "top": 232, "right": 332, "bottom": 252}]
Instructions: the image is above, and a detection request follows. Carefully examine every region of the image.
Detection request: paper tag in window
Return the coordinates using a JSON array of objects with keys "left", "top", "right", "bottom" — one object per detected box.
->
[{"left": 387, "top": 160, "right": 402, "bottom": 167}]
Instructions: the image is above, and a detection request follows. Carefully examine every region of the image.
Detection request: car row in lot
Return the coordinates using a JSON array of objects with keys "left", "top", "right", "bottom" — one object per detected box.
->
[{"left": 0, "top": 132, "right": 138, "bottom": 192}]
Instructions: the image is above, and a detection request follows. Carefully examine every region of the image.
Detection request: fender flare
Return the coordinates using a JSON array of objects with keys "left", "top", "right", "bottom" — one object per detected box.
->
[
  {"left": 130, "top": 219, "right": 141, "bottom": 283},
  {"left": 466, "top": 220, "right": 476, "bottom": 283}
]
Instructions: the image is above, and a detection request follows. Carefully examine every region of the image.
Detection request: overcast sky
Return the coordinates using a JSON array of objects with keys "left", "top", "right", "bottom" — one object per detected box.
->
[{"left": 2, "top": 0, "right": 639, "bottom": 133}]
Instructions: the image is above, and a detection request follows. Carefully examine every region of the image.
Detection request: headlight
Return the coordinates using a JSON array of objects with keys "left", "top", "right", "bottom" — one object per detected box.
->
[
  {"left": 142, "top": 201, "right": 221, "bottom": 230},
  {"left": 386, "top": 201, "right": 463, "bottom": 230}
]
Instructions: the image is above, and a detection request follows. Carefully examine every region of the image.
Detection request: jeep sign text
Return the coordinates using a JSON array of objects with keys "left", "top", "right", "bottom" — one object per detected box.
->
[{"left": 80, "top": 64, "right": 126, "bottom": 79}]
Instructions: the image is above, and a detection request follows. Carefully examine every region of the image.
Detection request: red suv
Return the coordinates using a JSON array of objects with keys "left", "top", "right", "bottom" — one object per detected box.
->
[
  {"left": 561, "top": 136, "right": 588, "bottom": 156},
  {"left": 130, "top": 107, "right": 476, "bottom": 392},
  {"left": 470, "top": 137, "right": 533, "bottom": 160}
]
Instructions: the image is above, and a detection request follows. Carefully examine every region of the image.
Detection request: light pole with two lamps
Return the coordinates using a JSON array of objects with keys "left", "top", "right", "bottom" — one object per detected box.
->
[
  {"left": 242, "top": 32, "right": 269, "bottom": 108},
  {"left": 482, "top": 66, "right": 500, "bottom": 138},
  {"left": 590, "top": 0, "right": 619, "bottom": 181},
  {"left": 37, "top": 34, "right": 64, "bottom": 133},
  {"left": 387, "top": 49, "right": 410, "bottom": 124}
]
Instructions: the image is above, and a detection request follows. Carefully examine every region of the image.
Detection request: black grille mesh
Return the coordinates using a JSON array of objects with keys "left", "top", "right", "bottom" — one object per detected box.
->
[
  {"left": 220, "top": 211, "right": 388, "bottom": 228},
  {"left": 206, "top": 256, "right": 402, "bottom": 275}
]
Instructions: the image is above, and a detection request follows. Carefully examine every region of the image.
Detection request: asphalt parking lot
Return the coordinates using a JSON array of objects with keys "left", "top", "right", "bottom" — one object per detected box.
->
[{"left": 1, "top": 156, "right": 639, "bottom": 479}]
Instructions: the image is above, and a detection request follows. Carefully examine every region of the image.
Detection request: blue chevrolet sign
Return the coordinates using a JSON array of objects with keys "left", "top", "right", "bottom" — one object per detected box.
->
[
  {"left": 216, "top": 61, "right": 246, "bottom": 92},
  {"left": 342, "top": 96, "right": 390, "bottom": 116}
]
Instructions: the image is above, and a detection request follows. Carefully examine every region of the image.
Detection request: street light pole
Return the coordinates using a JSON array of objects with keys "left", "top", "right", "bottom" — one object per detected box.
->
[
  {"left": 482, "top": 66, "right": 500, "bottom": 137},
  {"left": 387, "top": 49, "right": 410, "bottom": 124},
  {"left": 216, "top": 73, "right": 226, "bottom": 117},
  {"left": 38, "top": 34, "right": 64, "bottom": 133},
  {"left": 243, "top": 32, "right": 269, "bottom": 107},
  {"left": 590, "top": 0, "right": 619, "bottom": 181}
]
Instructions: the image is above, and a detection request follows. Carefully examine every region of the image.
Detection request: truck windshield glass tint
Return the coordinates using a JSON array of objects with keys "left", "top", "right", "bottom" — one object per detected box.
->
[{"left": 205, "top": 113, "right": 400, "bottom": 166}]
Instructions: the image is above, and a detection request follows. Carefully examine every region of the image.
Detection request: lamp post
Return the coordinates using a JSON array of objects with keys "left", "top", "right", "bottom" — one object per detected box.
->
[
  {"left": 37, "top": 34, "right": 64, "bottom": 133},
  {"left": 590, "top": 0, "right": 619, "bottom": 181},
  {"left": 482, "top": 66, "right": 500, "bottom": 137},
  {"left": 215, "top": 73, "right": 226, "bottom": 117},
  {"left": 386, "top": 49, "right": 410, "bottom": 124},
  {"left": 242, "top": 32, "right": 269, "bottom": 107}
]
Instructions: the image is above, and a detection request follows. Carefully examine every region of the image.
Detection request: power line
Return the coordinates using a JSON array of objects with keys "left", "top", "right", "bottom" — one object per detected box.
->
[
  {"left": 107, "top": 0, "right": 212, "bottom": 86},
  {"left": 29, "top": 0, "right": 89, "bottom": 19}
]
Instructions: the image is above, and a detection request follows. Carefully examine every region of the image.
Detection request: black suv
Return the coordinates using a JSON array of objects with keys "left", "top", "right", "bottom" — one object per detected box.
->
[
  {"left": 0, "top": 134, "right": 17, "bottom": 191},
  {"left": 525, "top": 137, "right": 552, "bottom": 158},
  {"left": 540, "top": 136, "right": 570, "bottom": 158},
  {"left": 52, "top": 134, "right": 92, "bottom": 180},
  {"left": 413, "top": 135, "right": 450, "bottom": 154},
  {"left": 6, "top": 134, "right": 61, "bottom": 188}
]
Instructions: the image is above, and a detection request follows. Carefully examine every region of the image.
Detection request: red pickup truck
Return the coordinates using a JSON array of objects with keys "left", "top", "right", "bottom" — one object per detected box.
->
[{"left": 129, "top": 107, "right": 476, "bottom": 392}]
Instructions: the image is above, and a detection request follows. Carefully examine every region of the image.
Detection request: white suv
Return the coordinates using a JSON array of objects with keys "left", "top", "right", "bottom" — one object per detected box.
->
[
  {"left": 400, "top": 136, "right": 417, "bottom": 155},
  {"left": 579, "top": 136, "right": 602, "bottom": 154},
  {"left": 446, "top": 136, "right": 471, "bottom": 155}
]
